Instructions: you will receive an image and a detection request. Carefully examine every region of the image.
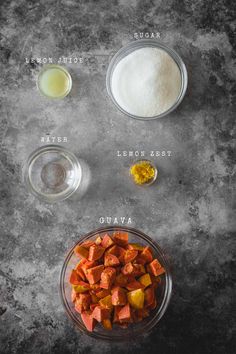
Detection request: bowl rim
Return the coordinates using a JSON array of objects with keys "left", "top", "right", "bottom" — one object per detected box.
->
[
  {"left": 129, "top": 159, "right": 158, "bottom": 186},
  {"left": 59, "top": 225, "right": 172, "bottom": 341},
  {"left": 37, "top": 64, "right": 72, "bottom": 99},
  {"left": 23, "top": 144, "right": 82, "bottom": 203},
  {"left": 106, "top": 39, "right": 188, "bottom": 121}
]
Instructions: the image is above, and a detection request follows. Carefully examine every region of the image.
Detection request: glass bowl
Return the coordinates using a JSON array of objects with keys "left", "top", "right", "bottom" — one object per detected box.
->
[
  {"left": 37, "top": 65, "right": 72, "bottom": 99},
  {"left": 23, "top": 145, "right": 83, "bottom": 203},
  {"left": 106, "top": 39, "right": 188, "bottom": 120},
  {"left": 60, "top": 226, "right": 172, "bottom": 341},
  {"left": 129, "top": 159, "right": 158, "bottom": 186}
]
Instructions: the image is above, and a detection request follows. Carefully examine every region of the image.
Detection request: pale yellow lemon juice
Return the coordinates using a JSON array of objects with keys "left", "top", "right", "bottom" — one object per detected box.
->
[{"left": 37, "top": 65, "right": 72, "bottom": 99}]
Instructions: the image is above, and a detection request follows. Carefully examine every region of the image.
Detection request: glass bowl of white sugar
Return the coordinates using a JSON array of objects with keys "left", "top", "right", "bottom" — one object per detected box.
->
[{"left": 106, "top": 39, "right": 188, "bottom": 120}]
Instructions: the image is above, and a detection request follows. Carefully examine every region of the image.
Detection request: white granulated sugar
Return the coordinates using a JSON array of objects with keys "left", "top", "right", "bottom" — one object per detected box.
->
[{"left": 111, "top": 47, "right": 182, "bottom": 117}]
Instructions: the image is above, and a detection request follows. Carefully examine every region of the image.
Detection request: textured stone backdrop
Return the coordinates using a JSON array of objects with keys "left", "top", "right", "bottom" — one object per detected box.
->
[{"left": 0, "top": 0, "right": 235, "bottom": 353}]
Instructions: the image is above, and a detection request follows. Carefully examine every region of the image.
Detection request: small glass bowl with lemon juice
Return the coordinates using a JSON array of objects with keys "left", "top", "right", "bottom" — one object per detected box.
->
[{"left": 37, "top": 65, "right": 72, "bottom": 99}]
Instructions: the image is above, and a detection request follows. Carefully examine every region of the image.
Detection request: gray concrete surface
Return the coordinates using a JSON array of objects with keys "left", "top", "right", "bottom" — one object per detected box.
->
[{"left": 0, "top": 0, "right": 235, "bottom": 353}]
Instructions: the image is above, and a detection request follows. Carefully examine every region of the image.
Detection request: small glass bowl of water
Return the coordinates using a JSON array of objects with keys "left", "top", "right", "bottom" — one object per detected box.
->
[{"left": 24, "top": 145, "right": 88, "bottom": 203}]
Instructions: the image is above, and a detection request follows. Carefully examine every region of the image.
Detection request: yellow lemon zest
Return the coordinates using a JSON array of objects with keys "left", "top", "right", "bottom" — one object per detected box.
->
[{"left": 130, "top": 161, "right": 156, "bottom": 185}]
